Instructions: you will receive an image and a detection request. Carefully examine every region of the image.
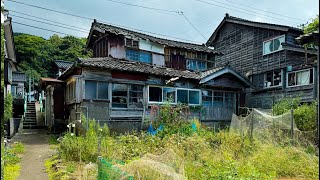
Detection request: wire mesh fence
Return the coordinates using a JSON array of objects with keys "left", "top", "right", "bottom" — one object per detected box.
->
[
  {"left": 97, "top": 156, "right": 134, "bottom": 180},
  {"left": 230, "top": 108, "right": 317, "bottom": 146}
]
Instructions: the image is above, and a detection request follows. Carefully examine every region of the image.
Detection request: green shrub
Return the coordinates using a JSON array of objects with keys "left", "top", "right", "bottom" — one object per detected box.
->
[
  {"left": 48, "top": 135, "right": 59, "bottom": 145},
  {"left": 294, "top": 102, "right": 316, "bottom": 131},
  {"left": 59, "top": 120, "right": 98, "bottom": 162},
  {"left": 272, "top": 97, "right": 300, "bottom": 115},
  {"left": 272, "top": 97, "right": 316, "bottom": 131}
]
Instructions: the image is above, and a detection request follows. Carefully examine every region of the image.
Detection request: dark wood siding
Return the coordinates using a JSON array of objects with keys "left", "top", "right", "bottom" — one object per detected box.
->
[{"left": 211, "top": 22, "right": 316, "bottom": 108}]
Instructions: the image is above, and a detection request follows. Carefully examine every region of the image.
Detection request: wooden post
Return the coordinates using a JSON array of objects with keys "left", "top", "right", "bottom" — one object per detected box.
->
[
  {"left": 250, "top": 108, "right": 254, "bottom": 142},
  {"left": 290, "top": 109, "right": 294, "bottom": 140},
  {"left": 98, "top": 120, "right": 101, "bottom": 156}
]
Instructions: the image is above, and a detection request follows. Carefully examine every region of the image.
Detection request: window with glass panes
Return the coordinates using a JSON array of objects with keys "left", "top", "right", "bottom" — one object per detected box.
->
[
  {"left": 112, "top": 83, "right": 143, "bottom": 108},
  {"left": 202, "top": 90, "right": 235, "bottom": 108},
  {"left": 85, "top": 80, "right": 108, "bottom": 100},
  {"left": 264, "top": 70, "right": 282, "bottom": 88},
  {"left": 148, "top": 86, "right": 201, "bottom": 105},
  {"left": 287, "top": 69, "right": 313, "bottom": 87}
]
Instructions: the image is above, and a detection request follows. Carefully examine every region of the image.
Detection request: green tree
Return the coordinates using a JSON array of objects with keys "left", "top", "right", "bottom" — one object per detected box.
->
[
  {"left": 14, "top": 33, "right": 92, "bottom": 80},
  {"left": 1, "top": 25, "right": 4, "bottom": 89},
  {"left": 14, "top": 33, "right": 51, "bottom": 79},
  {"left": 303, "top": 15, "right": 319, "bottom": 34}
]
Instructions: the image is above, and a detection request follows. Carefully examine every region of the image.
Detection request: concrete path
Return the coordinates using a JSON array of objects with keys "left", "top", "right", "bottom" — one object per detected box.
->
[{"left": 11, "top": 129, "right": 56, "bottom": 180}]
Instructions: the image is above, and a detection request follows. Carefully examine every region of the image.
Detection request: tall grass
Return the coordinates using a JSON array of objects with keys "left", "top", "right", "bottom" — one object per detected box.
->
[
  {"left": 3, "top": 142, "right": 25, "bottom": 180},
  {"left": 57, "top": 106, "right": 319, "bottom": 179}
]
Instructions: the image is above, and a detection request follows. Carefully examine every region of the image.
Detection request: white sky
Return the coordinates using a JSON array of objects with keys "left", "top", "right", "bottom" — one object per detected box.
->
[{"left": 5, "top": 0, "right": 319, "bottom": 43}]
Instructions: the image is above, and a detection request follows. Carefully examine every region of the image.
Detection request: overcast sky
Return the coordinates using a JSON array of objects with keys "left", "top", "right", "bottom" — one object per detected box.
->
[{"left": 5, "top": 0, "right": 319, "bottom": 44}]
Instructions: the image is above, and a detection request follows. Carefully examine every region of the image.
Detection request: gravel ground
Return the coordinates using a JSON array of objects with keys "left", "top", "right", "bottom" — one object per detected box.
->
[{"left": 11, "top": 129, "right": 56, "bottom": 180}]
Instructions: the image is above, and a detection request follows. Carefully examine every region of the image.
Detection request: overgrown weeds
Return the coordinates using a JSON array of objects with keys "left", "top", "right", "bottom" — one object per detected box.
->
[
  {"left": 3, "top": 142, "right": 25, "bottom": 180},
  {"left": 54, "top": 104, "right": 319, "bottom": 179}
]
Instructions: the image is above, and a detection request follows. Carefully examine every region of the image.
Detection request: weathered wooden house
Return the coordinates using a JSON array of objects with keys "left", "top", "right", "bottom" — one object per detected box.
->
[
  {"left": 206, "top": 14, "right": 318, "bottom": 108},
  {"left": 55, "top": 20, "right": 253, "bottom": 132}
]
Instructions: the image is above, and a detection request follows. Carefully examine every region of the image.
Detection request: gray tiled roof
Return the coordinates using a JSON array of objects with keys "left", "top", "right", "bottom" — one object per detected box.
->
[
  {"left": 90, "top": 21, "right": 218, "bottom": 53},
  {"left": 54, "top": 60, "right": 74, "bottom": 70},
  {"left": 206, "top": 14, "right": 302, "bottom": 45},
  {"left": 77, "top": 57, "right": 223, "bottom": 80},
  {"left": 227, "top": 15, "right": 302, "bottom": 32}
]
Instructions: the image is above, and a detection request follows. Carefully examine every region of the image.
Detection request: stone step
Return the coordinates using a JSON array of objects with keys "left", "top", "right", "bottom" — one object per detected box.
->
[
  {"left": 25, "top": 113, "right": 36, "bottom": 116},
  {"left": 24, "top": 118, "right": 36, "bottom": 121},
  {"left": 23, "top": 123, "right": 37, "bottom": 126}
]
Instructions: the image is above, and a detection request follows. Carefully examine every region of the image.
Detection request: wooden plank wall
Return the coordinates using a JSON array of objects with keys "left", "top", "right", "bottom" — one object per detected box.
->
[{"left": 213, "top": 23, "right": 306, "bottom": 77}]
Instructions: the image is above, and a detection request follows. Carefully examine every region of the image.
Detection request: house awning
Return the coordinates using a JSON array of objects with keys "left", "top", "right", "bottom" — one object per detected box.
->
[
  {"left": 200, "top": 66, "right": 254, "bottom": 88},
  {"left": 39, "top": 78, "right": 64, "bottom": 90}
]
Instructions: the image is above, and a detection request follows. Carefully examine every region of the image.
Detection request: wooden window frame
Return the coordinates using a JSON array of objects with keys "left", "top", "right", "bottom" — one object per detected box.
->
[
  {"left": 84, "top": 80, "right": 109, "bottom": 100},
  {"left": 286, "top": 68, "right": 314, "bottom": 88},
  {"left": 111, "top": 83, "right": 144, "bottom": 109},
  {"left": 263, "top": 70, "right": 282, "bottom": 88}
]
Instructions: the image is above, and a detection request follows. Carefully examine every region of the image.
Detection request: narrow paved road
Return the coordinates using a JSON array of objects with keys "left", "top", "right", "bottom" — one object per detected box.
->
[{"left": 11, "top": 129, "right": 56, "bottom": 180}]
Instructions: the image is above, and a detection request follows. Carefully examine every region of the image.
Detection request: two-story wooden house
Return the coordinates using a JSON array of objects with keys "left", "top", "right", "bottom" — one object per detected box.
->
[
  {"left": 206, "top": 14, "right": 318, "bottom": 108},
  {"left": 49, "top": 20, "right": 253, "bottom": 132}
]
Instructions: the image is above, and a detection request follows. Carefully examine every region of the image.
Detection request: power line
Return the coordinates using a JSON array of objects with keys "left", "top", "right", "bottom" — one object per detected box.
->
[
  {"left": 224, "top": 0, "right": 307, "bottom": 22},
  {"left": 9, "top": 10, "right": 90, "bottom": 31},
  {"left": 194, "top": 0, "right": 302, "bottom": 25},
  {"left": 11, "top": 14, "right": 89, "bottom": 33},
  {"left": 7, "top": 0, "right": 93, "bottom": 20},
  {"left": 181, "top": 12, "right": 206, "bottom": 40},
  {"left": 204, "top": 0, "right": 304, "bottom": 24},
  {"left": 7, "top": 0, "right": 203, "bottom": 43},
  {"left": 104, "top": 0, "right": 207, "bottom": 40},
  {"left": 105, "top": 0, "right": 181, "bottom": 14},
  {"left": 12, "top": 21, "right": 79, "bottom": 37}
]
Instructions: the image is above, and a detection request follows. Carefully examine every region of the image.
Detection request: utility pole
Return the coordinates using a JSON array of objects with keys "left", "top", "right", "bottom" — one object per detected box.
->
[
  {"left": 28, "top": 76, "right": 31, "bottom": 103},
  {"left": 32, "top": 75, "right": 35, "bottom": 102},
  {"left": 317, "top": 42, "right": 319, "bottom": 148}
]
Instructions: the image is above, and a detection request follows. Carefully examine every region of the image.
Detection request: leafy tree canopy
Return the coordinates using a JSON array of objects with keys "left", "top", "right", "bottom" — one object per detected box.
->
[
  {"left": 14, "top": 33, "right": 92, "bottom": 80},
  {"left": 303, "top": 15, "right": 319, "bottom": 34}
]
